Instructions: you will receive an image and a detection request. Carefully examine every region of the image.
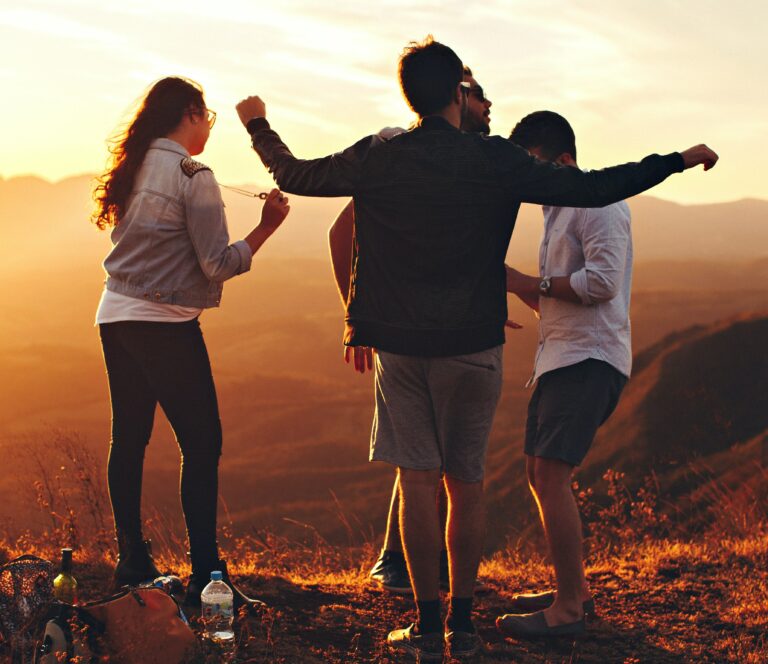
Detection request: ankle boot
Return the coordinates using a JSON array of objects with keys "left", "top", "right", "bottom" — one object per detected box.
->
[
  {"left": 184, "top": 558, "right": 265, "bottom": 614},
  {"left": 113, "top": 535, "right": 162, "bottom": 588}
]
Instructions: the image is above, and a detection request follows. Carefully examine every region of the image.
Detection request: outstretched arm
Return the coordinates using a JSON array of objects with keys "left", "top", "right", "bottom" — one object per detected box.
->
[
  {"left": 492, "top": 139, "right": 718, "bottom": 208},
  {"left": 236, "top": 96, "right": 368, "bottom": 197}
]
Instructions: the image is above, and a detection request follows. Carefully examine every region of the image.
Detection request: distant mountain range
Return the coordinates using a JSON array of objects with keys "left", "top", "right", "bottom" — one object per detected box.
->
[{"left": 1, "top": 175, "right": 767, "bottom": 271}]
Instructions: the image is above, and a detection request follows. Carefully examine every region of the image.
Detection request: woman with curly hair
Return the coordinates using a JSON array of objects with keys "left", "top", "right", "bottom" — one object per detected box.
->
[{"left": 93, "top": 76, "right": 289, "bottom": 611}]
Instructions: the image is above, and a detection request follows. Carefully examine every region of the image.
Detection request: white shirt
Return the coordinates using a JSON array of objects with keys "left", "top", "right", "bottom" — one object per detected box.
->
[
  {"left": 95, "top": 289, "right": 202, "bottom": 324},
  {"left": 532, "top": 199, "right": 633, "bottom": 382}
]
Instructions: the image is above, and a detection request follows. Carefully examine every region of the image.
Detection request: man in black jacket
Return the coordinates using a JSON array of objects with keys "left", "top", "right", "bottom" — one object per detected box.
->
[
  {"left": 236, "top": 36, "right": 717, "bottom": 660},
  {"left": 327, "top": 64, "right": 496, "bottom": 599}
]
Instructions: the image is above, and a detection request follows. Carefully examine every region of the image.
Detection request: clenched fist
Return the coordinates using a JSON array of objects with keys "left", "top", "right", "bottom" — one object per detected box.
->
[
  {"left": 259, "top": 188, "right": 290, "bottom": 233},
  {"left": 680, "top": 144, "right": 719, "bottom": 171},
  {"left": 236, "top": 96, "right": 266, "bottom": 127}
]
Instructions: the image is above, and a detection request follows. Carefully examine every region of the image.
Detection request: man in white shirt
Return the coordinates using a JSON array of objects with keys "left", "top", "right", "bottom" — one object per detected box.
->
[{"left": 497, "top": 111, "right": 633, "bottom": 638}]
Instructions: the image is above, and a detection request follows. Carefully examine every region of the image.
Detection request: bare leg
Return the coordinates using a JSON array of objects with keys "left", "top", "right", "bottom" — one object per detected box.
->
[
  {"left": 444, "top": 476, "right": 485, "bottom": 598},
  {"left": 529, "top": 456, "right": 591, "bottom": 625},
  {"left": 399, "top": 467, "right": 442, "bottom": 601},
  {"left": 382, "top": 473, "right": 403, "bottom": 553},
  {"left": 438, "top": 481, "right": 449, "bottom": 541}
]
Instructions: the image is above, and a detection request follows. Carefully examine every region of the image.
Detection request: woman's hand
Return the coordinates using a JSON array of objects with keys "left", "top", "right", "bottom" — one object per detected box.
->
[
  {"left": 259, "top": 188, "right": 290, "bottom": 233},
  {"left": 245, "top": 189, "right": 290, "bottom": 254}
]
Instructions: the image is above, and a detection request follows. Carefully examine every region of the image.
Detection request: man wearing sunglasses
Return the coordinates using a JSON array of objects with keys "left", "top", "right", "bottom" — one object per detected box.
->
[
  {"left": 326, "top": 65, "right": 495, "bottom": 601},
  {"left": 236, "top": 36, "right": 717, "bottom": 661}
]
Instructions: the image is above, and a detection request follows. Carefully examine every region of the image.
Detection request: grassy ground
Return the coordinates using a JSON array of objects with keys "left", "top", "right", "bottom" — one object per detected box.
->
[{"left": 2, "top": 531, "right": 766, "bottom": 663}]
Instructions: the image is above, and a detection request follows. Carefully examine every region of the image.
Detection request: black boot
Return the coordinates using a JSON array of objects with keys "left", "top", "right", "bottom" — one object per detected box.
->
[
  {"left": 113, "top": 535, "right": 162, "bottom": 588},
  {"left": 183, "top": 559, "right": 265, "bottom": 614}
]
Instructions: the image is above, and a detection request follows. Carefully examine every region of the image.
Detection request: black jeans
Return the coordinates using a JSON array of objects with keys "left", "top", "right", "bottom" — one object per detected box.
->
[{"left": 100, "top": 319, "right": 222, "bottom": 574}]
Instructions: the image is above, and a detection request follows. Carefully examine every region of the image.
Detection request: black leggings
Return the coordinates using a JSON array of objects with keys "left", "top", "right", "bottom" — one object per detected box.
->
[{"left": 100, "top": 319, "right": 222, "bottom": 573}]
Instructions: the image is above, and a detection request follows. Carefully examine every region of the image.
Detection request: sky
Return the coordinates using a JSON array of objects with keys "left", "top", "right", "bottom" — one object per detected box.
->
[{"left": 1, "top": 0, "right": 766, "bottom": 204}]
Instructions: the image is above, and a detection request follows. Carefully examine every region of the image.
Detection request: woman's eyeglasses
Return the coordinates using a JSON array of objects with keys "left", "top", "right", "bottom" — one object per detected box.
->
[{"left": 191, "top": 107, "right": 217, "bottom": 128}]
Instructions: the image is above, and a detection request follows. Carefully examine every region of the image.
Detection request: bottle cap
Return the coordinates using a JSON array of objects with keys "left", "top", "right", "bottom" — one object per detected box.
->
[
  {"left": 210, "top": 570, "right": 223, "bottom": 581},
  {"left": 61, "top": 548, "right": 73, "bottom": 571}
]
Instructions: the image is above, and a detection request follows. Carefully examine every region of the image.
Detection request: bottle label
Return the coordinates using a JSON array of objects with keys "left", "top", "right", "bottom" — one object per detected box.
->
[{"left": 203, "top": 600, "right": 233, "bottom": 619}]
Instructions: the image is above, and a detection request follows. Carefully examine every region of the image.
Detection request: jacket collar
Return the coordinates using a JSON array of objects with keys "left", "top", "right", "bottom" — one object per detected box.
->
[
  {"left": 149, "top": 138, "right": 190, "bottom": 157},
  {"left": 417, "top": 115, "right": 460, "bottom": 131}
]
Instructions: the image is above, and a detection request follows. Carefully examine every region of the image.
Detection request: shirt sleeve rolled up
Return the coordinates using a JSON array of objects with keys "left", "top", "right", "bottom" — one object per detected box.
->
[{"left": 568, "top": 206, "right": 631, "bottom": 305}]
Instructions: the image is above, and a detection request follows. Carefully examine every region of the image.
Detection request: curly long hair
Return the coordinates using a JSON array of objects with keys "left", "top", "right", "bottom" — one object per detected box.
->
[{"left": 92, "top": 77, "right": 205, "bottom": 230}]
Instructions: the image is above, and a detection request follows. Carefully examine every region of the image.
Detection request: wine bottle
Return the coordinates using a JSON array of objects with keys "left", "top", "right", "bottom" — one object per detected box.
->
[{"left": 53, "top": 548, "right": 78, "bottom": 604}]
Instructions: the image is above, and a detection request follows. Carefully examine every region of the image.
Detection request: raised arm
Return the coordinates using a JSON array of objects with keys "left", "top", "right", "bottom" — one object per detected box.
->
[
  {"left": 489, "top": 138, "right": 718, "bottom": 208},
  {"left": 236, "top": 95, "right": 368, "bottom": 197}
]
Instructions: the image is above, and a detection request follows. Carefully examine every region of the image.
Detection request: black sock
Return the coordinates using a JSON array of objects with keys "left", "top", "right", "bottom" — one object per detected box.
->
[
  {"left": 446, "top": 596, "right": 474, "bottom": 633},
  {"left": 416, "top": 599, "right": 442, "bottom": 634}
]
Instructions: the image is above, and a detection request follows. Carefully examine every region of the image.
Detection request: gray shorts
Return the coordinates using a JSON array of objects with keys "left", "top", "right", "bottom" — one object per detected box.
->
[{"left": 370, "top": 346, "right": 503, "bottom": 483}]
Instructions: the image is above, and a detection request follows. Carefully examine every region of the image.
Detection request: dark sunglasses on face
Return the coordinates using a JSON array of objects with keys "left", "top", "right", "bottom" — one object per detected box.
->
[{"left": 460, "top": 81, "right": 488, "bottom": 103}]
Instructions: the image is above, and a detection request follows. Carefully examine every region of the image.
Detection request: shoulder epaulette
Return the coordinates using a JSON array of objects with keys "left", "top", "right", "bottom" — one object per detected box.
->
[{"left": 180, "top": 157, "right": 212, "bottom": 178}]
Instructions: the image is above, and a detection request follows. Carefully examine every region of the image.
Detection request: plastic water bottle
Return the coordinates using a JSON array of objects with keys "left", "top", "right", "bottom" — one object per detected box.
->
[{"left": 200, "top": 571, "right": 234, "bottom": 647}]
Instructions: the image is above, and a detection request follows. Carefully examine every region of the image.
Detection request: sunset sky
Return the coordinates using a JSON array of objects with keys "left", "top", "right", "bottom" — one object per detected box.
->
[{"left": 1, "top": 0, "right": 765, "bottom": 204}]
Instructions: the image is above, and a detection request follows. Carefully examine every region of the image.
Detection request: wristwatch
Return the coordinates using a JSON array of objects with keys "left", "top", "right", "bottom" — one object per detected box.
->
[{"left": 539, "top": 276, "right": 552, "bottom": 296}]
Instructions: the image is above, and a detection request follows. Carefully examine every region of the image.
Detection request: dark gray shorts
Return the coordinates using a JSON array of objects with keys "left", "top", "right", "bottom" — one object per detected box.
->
[
  {"left": 525, "top": 359, "right": 627, "bottom": 467},
  {"left": 370, "top": 346, "right": 503, "bottom": 483}
]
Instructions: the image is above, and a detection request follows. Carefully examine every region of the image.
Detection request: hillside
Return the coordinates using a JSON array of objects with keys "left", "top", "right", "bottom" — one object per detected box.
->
[
  {"left": 0, "top": 174, "right": 767, "bottom": 545},
  {"left": 483, "top": 314, "right": 768, "bottom": 548},
  {"left": 593, "top": 314, "right": 768, "bottom": 467}
]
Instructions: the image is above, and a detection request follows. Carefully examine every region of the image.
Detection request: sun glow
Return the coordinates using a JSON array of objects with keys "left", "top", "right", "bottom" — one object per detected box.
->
[{"left": 0, "top": 1, "right": 766, "bottom": 204}]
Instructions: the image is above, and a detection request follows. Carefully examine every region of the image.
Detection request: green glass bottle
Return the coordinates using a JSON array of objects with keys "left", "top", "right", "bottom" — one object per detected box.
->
[{"left": 53, "top": 548, "right": 78, "bottom": 604}]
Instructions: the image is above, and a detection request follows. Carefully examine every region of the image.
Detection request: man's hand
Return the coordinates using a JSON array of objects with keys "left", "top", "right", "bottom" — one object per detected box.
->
[
  {"left": 259, "top": 188, "right": 290, "bottom": 233},
  {"left": 236, "top": 96, "right": 266, "bottom": 127},
  {"left": 680, "top": 144, "right": 719, "bottom": 171},
  {"left": 506, "top": 265, "right": 540, "bottom": 312},
  {"left": 344, "top": 345, "right": 375, "bottom": 374}
]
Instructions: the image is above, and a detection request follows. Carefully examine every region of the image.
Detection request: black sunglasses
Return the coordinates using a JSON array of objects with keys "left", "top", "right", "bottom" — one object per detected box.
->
[{"left": 460, "top": 81, "right": 488, "bottom": 103}]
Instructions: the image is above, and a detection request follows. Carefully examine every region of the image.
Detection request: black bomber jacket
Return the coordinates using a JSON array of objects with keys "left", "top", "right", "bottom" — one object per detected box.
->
[{"left": 249, "top": 116, "right": 683, "bottom": 357}]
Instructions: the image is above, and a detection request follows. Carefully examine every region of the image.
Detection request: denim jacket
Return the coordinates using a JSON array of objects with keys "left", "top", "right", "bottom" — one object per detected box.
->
[
  {"left": 250, "top": 116, "right": 683, "bottom": 356},
  {"left": 103, "top": 138, "right": 252, "bottom": 308}
]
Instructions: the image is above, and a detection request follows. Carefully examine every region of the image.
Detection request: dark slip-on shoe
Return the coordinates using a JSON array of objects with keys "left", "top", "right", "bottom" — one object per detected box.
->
[
  {"left": 496, "top": 610, "right": 585, "bottom": 639},
  {"left": 510, "top": 591, "right": 596, "bottom": 617}
]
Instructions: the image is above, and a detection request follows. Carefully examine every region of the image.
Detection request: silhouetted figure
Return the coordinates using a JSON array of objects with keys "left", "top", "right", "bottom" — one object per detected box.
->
[
  {"left": 327, "top": 64, "right": 494, "bottom": 598},
  {"left": 235, "top": 36, "right": 717, "bottom": 660},
  {"left": 93, "top": 76, "right": 289, "bottom": 612}
]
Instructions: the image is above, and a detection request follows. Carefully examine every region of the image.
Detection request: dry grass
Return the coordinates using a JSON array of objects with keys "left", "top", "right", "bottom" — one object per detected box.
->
[{"left": 1, "top": 432, "right": 766, "bottom": 662}]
